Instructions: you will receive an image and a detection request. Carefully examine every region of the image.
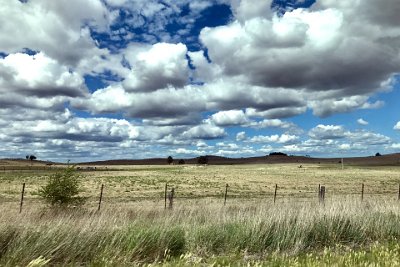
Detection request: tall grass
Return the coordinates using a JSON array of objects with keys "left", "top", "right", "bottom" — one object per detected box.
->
[{"left": 1, "top": 198, "right": 400, "bottom": 266}]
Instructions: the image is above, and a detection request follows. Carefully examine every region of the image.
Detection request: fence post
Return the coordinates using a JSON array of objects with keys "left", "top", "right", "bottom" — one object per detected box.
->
[
  {"left": 98, "top": 184, "right": 104, "bottom": 211},
  {"left": 318, "top": 184, "right": 321, "bottom": 200},
  {"left": 319, "top": 186, "right": 325, "bottom": 205},
  {"left": 361, "top": 183, "right": 364, "bottom": 201},
  {"left": 398, "top": 183, "right": 400, "bottom": 201},
  {"left": 224, "top": 184, "right": 229, "bottom": 205},
  {"left": 274, "top": 184, "right": 278, "bottom": 204},
  {"left": 164, "top": 183, "right": 168, "bottom": 209},
  {"left": 19, "top": 183, "right": 25, "bottom": 213},
  {"left": 168, "top": 188, "right": 175, "bottom": 209}
]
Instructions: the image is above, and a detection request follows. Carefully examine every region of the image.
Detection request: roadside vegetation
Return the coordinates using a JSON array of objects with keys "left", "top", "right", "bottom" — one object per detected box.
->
[{"left": 1, "top": 199, "right": 400, "bottom": 265}]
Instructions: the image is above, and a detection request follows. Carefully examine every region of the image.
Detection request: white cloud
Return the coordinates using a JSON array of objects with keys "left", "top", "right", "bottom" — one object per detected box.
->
[
  {"left": 245, "top": 107, "right": 307, "bottom": 119},
  {"left": 72, "top": 85, "right": 206, "bottom": 119},
  {"left": 216, "top": 142, "right": 239, "bottom": 149},
  {"left": 230, "top": 0, "right": 273, "bottom": 22},
  {"left": 249, "top": 134, "right": 298, "bottom": 144},
  {"left": 357, "top": 118, "right": 369, "bottom": 126},
  {"left": 259, "top": 145, "right": 273, "bottom": 153},
  {"left": 215, "top": 148, "right": 256, "bottom": 157},
  {"left": 210, "top": 110, "right": 248, "bottom": 126},
  {"left": 196, "top": 141, "right": 211, "bottom": 148},
  {"left": 123, "top": 43, "right": 189, "bottom": 92},
  {"left": 6, "top": 117, "right": 139, "bottom": 142},
  {"left": 339, "top": 143, "right": 351, "bottom": 150},
  {"left": 248, "top": 118, "right": 296, "bottom": 129},
  {"left": 0, "top": 52, "right": 87, "bottom": 98},
  {"left": 236, "top": 131, "right": 246, "bottom": 141},
  {"left": 196, "top": 0, "right": 400, "bottom": 118},
  {"left": 347, "top": 131, "right": 391, "bottom": 146},
  {"left": 0, "top": 0, "right": 109, "bottom": 66},
  {"left": 309, "top": 96, "right": 385, "bottom": 118},
  {"left": 182, "top": 123, "right": 226, "bottom": 140},
  {"left": 394, "top": 122, "right": 400, "bottom": 130},
  {"left": 390, "top": 143, "right": 400, "bottom": 149},
  {"left": 173, "top": 148, "right": 205, "bottom": 155},
  {"left": 308, "top": 125, "right": 347, "bottom": 139}
]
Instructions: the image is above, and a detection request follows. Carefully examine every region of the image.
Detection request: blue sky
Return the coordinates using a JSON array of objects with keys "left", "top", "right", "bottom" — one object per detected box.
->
[{"left": 0, "top": 0, "right": 400, "bottom": 162}]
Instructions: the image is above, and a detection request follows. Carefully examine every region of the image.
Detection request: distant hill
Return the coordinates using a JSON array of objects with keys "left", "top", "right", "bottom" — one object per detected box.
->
[
  {"left": 0, "top": 158, "right": 56, "bottom": 166},
  {"left": 2, "top": 153, "right": 400, "bottom": 166},
  {"left": 79, "top": 153, "right": 400, "bottom": 166}
]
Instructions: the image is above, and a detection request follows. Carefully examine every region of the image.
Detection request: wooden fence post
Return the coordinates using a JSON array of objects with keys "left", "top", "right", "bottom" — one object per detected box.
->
[
  {"left": 318, "top": 184, "right": 321, "bottom": 200},
  {"left": 164, "top": 183, "right": 168, "bottom": 209},
  {"left": 361, "top": 183, "right": 364, "bottom": 201},
  {"left": 19, "top": 183, "right": 25, "bottom": 213},
  {"left": 319, "top": 186, "right": 325, "bottom": 205},
  {"left": 274, "top": 184, "right": 278, "bottom": 204},
  {"left": 97, "top": 184, "right": 104, "bottom": 211},
  {"left": 398, "top": 183, "right": 400, "bottom": 200},
  {"left": 224, "top": 184, "right": 229, "bottom": 205},
  {"left": 168, "top": 188, "right": 175, "bottom": 209}
]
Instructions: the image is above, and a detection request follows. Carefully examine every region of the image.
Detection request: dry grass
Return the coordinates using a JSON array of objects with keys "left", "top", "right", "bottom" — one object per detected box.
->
[
  {"left": 1, "top": 197, "right": 400, "bottom": 266},
  {"left": 1, "top": 163, "right": 400, "bottom": 203}
]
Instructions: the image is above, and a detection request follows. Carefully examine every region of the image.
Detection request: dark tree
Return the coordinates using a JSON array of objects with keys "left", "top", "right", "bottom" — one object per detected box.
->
[
  {"left": 26, "top": 155, "right": 29, "bottom": 160},
  {"left": 198, "top": 156, "right": 208, "bottom": 165},
  {"left": 269, "top": 152, "right": 288, "bottom": 156},
  {"left": 178, "top": 159, "right": 185, "bottom": 165},
  {"left": 375, "top": 152, "right": 382, "bottom": 157},
  {"left": 29, "top": 155, "right": 37, "bottom": 161},
  {"left": 167, "top": 156, "right": 173, "bottom": 164}
]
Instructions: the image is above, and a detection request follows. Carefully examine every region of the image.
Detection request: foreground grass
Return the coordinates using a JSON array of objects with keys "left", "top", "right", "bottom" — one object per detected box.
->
[
  {"left": 1, "top": 198, "right": 400, "bottom": 266},
  {"left": 155, "top": 243, "right": 400, "bottom": 266}
]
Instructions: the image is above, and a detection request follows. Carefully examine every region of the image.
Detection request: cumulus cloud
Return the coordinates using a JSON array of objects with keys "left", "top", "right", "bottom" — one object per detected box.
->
[
  {"left": 195, "top": 0, "right": 400, "bottom": 117},
  {"left": 394, "top": 122, "right": 400, "bottom": 130},
  {"left": 210, "top": 110, "right": 249, "bottom": 126},
  {"left": 0, "top": 52, "right": 87, "bottom": 98},
  {"left": 347, "top": 131, "right": 391, "bottom": 146},
  {"left": 308, "top": 125, "right": 347, "bottom": 140},
  {"left": 216, "top": 142, "right": 239, "bottom": 150},
  {"left": 0, "top": 0, "right": 109, "bottom": 66},
  {"left": 236, "top": 131, "right": 246, "bottom": 141},
  {"left": 390, "top": 143, "right": 400, "bottom": 149},
  {"left": 357, "top": 118, "right": 369, "bottom": 126},
  {"left": 309, "top": 96, "right": 384, "bottom": 117},
  {"left": 248, "top": 134, "right": 299, "bottom": 144},
  {"left": 182, "top": 123, "right": 226, "bottom": 140},
  {"left": 173, "top": 148, "right": 206, "bottom": 156},
  {"left": 5, "top": 117, "right": 139, "bottom": 143},
  {"left": 245, "top": 107, "right": 307, "bottom": 119},
  {"left": 306, "top": 125, "right": 391, "bottom": 153},
  {"left": 123, "top": 43, "right": 189, "bottom": 92},
  {"left": 72, "top": 85, "right": 206, "bottom": 120},
  {"left": 339, "top": 143, "right": 351, "bottom": 150},
  {"left": 248, "top": 119, "right": 296, "bottom": 129},
  {"left": 204, "top": 80, "right": 307, "bottom": 113}
]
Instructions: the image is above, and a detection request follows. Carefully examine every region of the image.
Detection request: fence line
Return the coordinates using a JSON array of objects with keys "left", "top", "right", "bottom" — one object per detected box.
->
[{"left": 3, "top": 182, "right": 400, "bottom": 212}]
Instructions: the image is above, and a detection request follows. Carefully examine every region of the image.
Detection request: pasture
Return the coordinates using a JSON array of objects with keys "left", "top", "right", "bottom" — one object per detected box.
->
[{"left": 1, "top": 161, "right": 400, "bottom": 266}]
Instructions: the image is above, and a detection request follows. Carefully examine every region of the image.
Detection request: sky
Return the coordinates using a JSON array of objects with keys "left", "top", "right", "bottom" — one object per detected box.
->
[{"left": 0, "top": 0, "right": 400, "bottom": 162}]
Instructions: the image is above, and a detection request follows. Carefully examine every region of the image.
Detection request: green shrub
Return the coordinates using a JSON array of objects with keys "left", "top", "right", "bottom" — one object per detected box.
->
[{"left": 38, "top": 166, "right": 85, "bottom": 207}]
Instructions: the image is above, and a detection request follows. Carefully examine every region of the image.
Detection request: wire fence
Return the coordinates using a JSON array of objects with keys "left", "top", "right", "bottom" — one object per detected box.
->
[{"left": 2, "top": 181, "right": 400, "bottom": 213}]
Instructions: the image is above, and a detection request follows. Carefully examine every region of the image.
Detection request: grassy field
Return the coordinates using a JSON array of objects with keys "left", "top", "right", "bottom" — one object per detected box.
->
[
  {"left": 1, "top": 162, "right": 400, "bottom": 266},
  {"left": 1, "top": 163, "right": 400, "bottom": 203}
]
